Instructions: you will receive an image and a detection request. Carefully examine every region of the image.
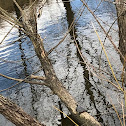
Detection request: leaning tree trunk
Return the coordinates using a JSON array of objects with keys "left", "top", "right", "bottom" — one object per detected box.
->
[
  {"left": 0, "top": 0, "right": 101, "bottom": 126},
  {"left": 116, "top": 0, "right": 126, "bottom": 64},
  {"left": 20, "top": 3, "right": 101, "bottom": 126},
  {"left": 0, "top": 95, "right": 45, "bottom": 126}
]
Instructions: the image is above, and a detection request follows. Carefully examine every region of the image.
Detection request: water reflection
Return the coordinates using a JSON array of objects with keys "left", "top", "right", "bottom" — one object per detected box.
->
[
  {"left": 0, "top": 0, "right": 124, "bottom": 126},
  {"left": 62, "top": 0, "right": 109, "bottom": 124}
]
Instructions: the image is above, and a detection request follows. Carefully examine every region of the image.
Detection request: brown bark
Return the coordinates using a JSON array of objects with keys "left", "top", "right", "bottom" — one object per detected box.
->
[
  {"left": 0, "top": 95, "right": 45, "bottom": 126},
  {"left": 116, "top": 0, "right": 126, "bottom": 64}
]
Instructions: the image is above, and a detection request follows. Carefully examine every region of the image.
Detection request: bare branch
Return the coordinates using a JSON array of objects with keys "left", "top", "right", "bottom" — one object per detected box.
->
[
  {"left": 0, "top": 35, "right": 26, "bottom": 48},
  {"left": 47, "top": 3, "right": 86, "bottom": 55},
  {"left": 0, "top": 14, "right": 26, "bottom": 35},
  {"left": 13, "top": 0, "right": 25, "bottom": 16},
  {"left": 0, "top": 6, "right": 21, "bottom": 25},
  {"left": 80, "top": 0, "right": 126, "bottom": 62},
  {"left": 0, "top": 0, "right": 38, "bottom": 45},
  {"left": 0, "top": 81, "right": 47, "bottom": 93},
  {"left": 0, "top": 73, "right": 23, "bottom": 82},
  {"left": 0, "top": 11, "right": 24, "bottom": 45},
  {"left": 0, "top": 73, "right": 46, "bottom": 85},
  {"left": 30, "top": 75, "right": 46, "bottom": 80},
  {"left": 0, "top": 14, "right": 20, "bottom": 27}
]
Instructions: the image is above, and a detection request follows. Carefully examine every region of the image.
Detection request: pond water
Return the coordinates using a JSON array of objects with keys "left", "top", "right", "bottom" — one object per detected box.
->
[{"left": 0, "top": 0, "right": 124, "bottom": 126}]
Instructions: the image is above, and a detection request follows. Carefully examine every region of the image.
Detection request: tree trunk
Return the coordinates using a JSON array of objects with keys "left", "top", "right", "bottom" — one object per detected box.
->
[
  {"left": 116, "top": 0, "right": 126, "bottom": 64},
  {"left": 0, "top": 95, "right": 45, "bottom": 126},
  {"left": 20, "top": 3, "right": 101, "bottom": 126}
]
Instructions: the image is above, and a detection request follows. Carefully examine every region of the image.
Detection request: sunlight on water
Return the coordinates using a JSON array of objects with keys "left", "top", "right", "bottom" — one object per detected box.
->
[{"left": 0, "top": 0, "right": 124, "bottom": 126}]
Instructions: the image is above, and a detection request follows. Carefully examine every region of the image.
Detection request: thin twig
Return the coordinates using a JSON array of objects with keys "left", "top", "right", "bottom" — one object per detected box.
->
[
  {"left": 0, "top": 14, "right": 21, "bottom": 27},
  {"left": 0, "top": 6, "right": 21, "bottom": 25},
  {"left": 13, "top": 0, "right": 24, "bottom": 15},
  {"left": 99, "top": 9, "right": 126, "bottom": 62},
  {"left": 121, "top": 100, "right": 125, "bottom": 126},
  {"left": 0, "top": 73, "right": 46, "bottom": 85},
  {"left": 92, "top": 22, "right": 123, "bottom": 92},
  {"left": 0, "top": 0, "right": 38, "bottom": 45},
  {"left": 0, "top": 73, "right": 22, "bottom": 82},
  {"left": 53, "top": 106, "right": 79, "bottom": 126},
  {"left": 80, "top": 0, "right": 126, "bottom": 62},
  {"left": 108, "top": 96, "right": 123, "bottom": 126},
  {"left": 72, "top": 22, "right": 123, "bottom": 91},
  {"left": 47, "top": 1, "right": 87, "bottom": 55},
  {"left": 0, "top": 35, "right": 26, "bottom": 48},
  {"left": 0, "top": 67, "right": 45, "bottom": 93}
]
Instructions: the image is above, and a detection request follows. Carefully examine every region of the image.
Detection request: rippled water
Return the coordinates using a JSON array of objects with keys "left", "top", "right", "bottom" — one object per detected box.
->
[{"left": 0, "top": 0, "right": 124, "bottom": 126}]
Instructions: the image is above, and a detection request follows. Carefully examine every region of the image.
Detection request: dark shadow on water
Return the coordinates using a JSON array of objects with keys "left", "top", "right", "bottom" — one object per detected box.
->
[
  {"left": 14, "top": 2, "right": 29, "bottom": 78},
  {"left": 58, "top": 101, "right": 75, "bottom": 126},
  {"left": 59, "top": 0, "right": 117, "bottom": 125}
]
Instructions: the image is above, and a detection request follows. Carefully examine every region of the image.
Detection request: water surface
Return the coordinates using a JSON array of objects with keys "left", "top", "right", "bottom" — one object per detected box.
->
[{"left": 0, "top": 0, "right": 123, "bottom": 126}]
